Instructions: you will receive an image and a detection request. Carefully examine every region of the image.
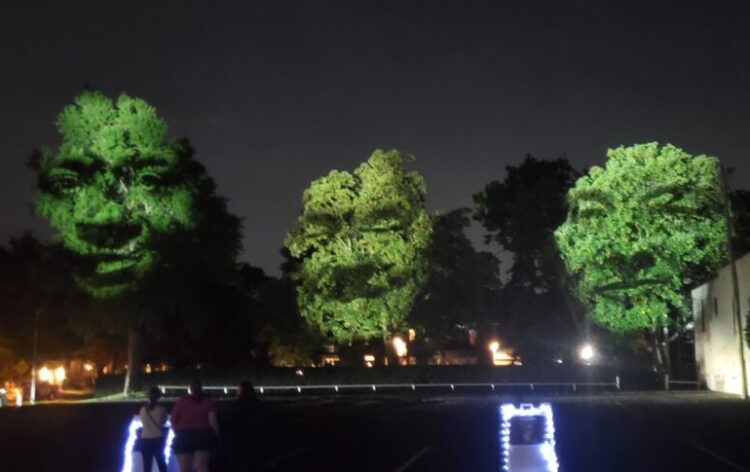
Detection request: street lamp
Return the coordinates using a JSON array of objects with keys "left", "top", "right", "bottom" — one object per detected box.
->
[{"left": 579, "top": 343, "right": 594, "bottom": 363}]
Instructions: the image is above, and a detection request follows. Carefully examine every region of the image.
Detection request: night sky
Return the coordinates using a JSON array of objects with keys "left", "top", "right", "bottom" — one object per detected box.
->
[{"left": 1, "top": 1, "right": 748, "bottom": 274}]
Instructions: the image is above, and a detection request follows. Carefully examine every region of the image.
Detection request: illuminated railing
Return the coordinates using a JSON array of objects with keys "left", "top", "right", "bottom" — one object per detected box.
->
[{"left": 157, "top": 377, "right": 620, "bottom": 396}]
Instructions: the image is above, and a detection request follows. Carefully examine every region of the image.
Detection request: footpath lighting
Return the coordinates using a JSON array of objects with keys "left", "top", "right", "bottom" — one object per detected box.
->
[{"left": 579, "top": 344, "right": 595, "bottom": 363}]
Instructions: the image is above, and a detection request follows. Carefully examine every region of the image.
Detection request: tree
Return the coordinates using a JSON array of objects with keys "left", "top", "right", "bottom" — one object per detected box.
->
[
  {"left": 555, "top": 143, "right": 725, "bottom": 336},
  {"left": 285, "top": 149, "right": 432, "bottom": 343},
  {"left": 473, "top": 156, "right": 578, "bottom": 290},
  {"left": 31, "top": 91, "right": 242, "bottom": 392},
  {"left": 0, "top": 234, "right": 85, "bottom": 384},
  {"left": 409, "top": 209, "right": 500, "bottom": 347},
  {"left": 473, "top": 156, "right": 582, "bottom": 362},
  {"left": 730, "top": 189, "right": 750, "bottom": 255}
]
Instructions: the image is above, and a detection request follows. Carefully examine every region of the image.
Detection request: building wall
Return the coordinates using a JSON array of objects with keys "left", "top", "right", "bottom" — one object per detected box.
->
[{"left": 692, "top": 252, "right": 750, "bottom": 396}]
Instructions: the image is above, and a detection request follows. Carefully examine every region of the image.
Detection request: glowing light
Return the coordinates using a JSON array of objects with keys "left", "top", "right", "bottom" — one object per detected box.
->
[
  {"left": 54, "top": 367, "right": 66, "bottom": 384},
  {"left": 38, "top": 366, "right": 52, "bottom": 383},
  {"left": 83, "top": 363, "right": 95, "bottom": 372},
  {"left": 408, "top": 328, "right": 416, "bottom": 342},
  {"left": 363, "top": 354, "right": 375, "bottom": 367},
  {"left": 492, "top": 349, "right": 514, "bottom": 366},
  {"left": 579, "top": 344, "right": 594, "bottom": 362},
  {"left": 499, "top": 403, "right": 559, "bottom": 472},
  {"left": 392, "top": 337, "right": 407, "bottom": 357},
  {"left": 489, "top": 341, "right": 500, "bottom": 353},
  {"left": 122, "top": 417, "right": 175, "bottom": 472}
]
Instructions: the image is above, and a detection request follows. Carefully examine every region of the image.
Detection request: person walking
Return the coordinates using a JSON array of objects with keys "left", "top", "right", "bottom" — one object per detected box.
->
[
  {"left": 138, "top": 387, "right": 169, "bottom": 472},
  {"left": 227, "top": 380, "right": 259, "bottom": 471},
  {"left": 171, "top": 379, "right": 220, "bottom": 472}
]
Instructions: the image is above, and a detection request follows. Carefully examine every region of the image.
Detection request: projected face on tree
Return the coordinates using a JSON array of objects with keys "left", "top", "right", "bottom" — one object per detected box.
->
[
  {"left": 555, "top": 143, "right": 724, "bottom": 331},
  {"left": 35, "top": 92, "right": 195, "bottom": 298}
]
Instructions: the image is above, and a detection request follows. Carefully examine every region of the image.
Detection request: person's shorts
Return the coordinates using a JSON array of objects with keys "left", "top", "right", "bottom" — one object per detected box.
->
[{"left": 172, "top": 429, "right": 217, "bottom": 454}]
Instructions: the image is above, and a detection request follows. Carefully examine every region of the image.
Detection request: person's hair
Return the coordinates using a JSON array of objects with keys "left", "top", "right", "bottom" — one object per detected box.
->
[
  {"left": 147, "top": 386, "right": 162, "bottom": 411},
  {"left": 190, "top": 379, "right": 204, "bottom": 401}
]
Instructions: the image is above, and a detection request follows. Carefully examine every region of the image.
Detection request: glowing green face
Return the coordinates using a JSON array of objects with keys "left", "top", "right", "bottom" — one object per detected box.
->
[
  {"left": 555, "top": 143, "right": 725, "bottom": 330},
  {"left": 35, "top": 92, "right": 195, "bottom": 298}
]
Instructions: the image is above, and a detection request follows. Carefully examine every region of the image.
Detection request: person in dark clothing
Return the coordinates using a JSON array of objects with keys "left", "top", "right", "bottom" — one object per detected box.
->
[{"left": 227, "top": 380, "right": 259, "bottom": 471}]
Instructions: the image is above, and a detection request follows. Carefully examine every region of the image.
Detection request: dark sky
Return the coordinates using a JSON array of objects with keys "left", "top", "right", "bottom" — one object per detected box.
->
[{"left": 1, "top": 0, "right": 748, "bottom": 274}]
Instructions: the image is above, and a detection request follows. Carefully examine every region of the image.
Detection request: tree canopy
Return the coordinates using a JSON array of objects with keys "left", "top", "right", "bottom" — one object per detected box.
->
[
  {"left": 409, "top": 209, "right": 500, "bottom": 345},
  {"left": 285, "top": 149, "right": 432, "bottom": 343},
  {"left": 32, "top": 91, "right": 202, "bottom": 299},
  {"left": 555, "top": 142, "right": 725, "bottom": 332},
  {"left": 474, "top": 155, "right": 577, "bottom": 290}
]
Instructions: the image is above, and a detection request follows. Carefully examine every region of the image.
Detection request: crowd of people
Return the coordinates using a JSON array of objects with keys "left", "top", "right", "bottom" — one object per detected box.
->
[{"left": 135, "top": 379, "right": 259, "bottom": 472}]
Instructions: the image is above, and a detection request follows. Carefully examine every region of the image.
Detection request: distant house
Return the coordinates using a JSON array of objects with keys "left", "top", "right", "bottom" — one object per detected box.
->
[{"left": 692, "top": 252, "right": 750, "bottom": 396}]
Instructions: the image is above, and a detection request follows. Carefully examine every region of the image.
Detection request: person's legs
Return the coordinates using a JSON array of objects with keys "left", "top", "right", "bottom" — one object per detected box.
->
[
  {"left": 140, "top": 439, "right": 156, "bottom": 472},
  {"left": 153, "top": 439, "right": 168, "bottom": 472},
  {"left": 193, "top": 450, "right": 210, "bottom": 472}
]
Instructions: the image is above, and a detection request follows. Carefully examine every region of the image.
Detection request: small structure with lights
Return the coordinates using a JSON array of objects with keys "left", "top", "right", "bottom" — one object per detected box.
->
[{"left": 499, "top": 403, "right": 559, "bottom": 472}]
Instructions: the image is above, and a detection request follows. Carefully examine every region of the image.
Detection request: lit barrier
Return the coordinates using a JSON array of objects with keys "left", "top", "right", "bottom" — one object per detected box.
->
[
  {"left": 499, "top": 403, "right": 559, "bottom": 472},
  {"left": 122, "top": 417, "right": 176, "bottom": 472},
  {"left": 157, "top": 377, "right": 620, "bottom": 396}
]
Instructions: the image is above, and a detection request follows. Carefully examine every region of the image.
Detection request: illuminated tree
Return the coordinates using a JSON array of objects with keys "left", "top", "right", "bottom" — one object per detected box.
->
[
  {"left": 285, "top": 149, "right": 432, "bottom": 343},
  {"left": 33, "top": 91, "right": 198, "bottom": 298},
  {"left": 555, "top": 143, "right": 725, "bottom": 333},
  {"left": 31, "top": 91, "right": 242, "bottom": 391}
]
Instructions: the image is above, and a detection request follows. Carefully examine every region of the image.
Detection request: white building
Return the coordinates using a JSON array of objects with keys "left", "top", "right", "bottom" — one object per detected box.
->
[{"left": 692, "top": 252, "right": 750, "bottom": 395}]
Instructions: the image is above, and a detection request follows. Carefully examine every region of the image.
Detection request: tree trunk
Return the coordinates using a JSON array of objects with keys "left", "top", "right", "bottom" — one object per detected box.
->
[
  {"left": 650, "top": 325, "right": 671, "bottom": 378},
  {"left": 122, "top": 327, "right": 143, "bottom": 395}
]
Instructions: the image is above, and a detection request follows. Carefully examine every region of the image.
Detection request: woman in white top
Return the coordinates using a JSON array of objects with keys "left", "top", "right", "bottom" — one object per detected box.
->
[{"left": 138, "top": 387, "right": 169, "bottom": 472}]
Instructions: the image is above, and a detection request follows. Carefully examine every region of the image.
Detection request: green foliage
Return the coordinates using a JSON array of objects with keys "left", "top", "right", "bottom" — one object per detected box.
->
[
  {"left": 555, "top": 143, "right": 725, "bottom": 331},
  {"left": 32, "top": 91, "right": 198, "bottom": 298},
  {"left": 285, "top": 149, "right": 433, "bottom": 343}
]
